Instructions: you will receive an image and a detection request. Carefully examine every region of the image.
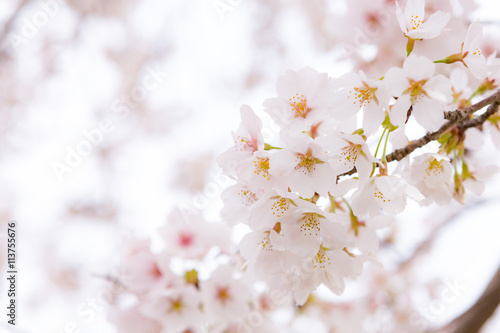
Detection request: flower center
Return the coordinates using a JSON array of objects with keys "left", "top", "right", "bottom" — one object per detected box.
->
[
  {"left": 409, "top": 15, "right": 423, "bottom": 30},
  {"left": 294, "top": 148, "right": 322, "bottom": 174},
  {"left": 349, "top": 85, "right": 376, "bottom": 107},
  {"left": 338, "top": 145, "right": 359, "bottom": 168},
  {"left": 254, "top": 157, "right": 271, "bottom": 180},
  {"left": 235, "top": 136, "right": 258, "bottom": 152},
  {"left": 405, "top": 79, "right": 427, "bottom": 104},
  {"left": 150, "top": 263, "right": 162, "bottom": 278},
  {"left": 258, "top": 232, "right": 273, "bottom": 251},
  {"left": 290, "top": 93, "right": 312, "bottom": 118},
  {"left": 239, "top": 188, "right": 259, "bottom": 206},
  {"left": 300, "top": 213, "right": 321, "bottom": 236},
  {"left": 271, "top": 197, "right": 291, "bottom": 218},
  {"left": 426, "top": 159, "right": 443, "bottom": 177},
  {"left": 216, "top": 286, "right": 231, "bottom": 304},
  {"left": 168, "top": 298, "right": 184, "bottom": 313},
  {"left": 312, "top": 248, "right": 331, "bottom": 269},
  {"left": 178, "top": 232, "right": 194, "bottom": 247},
  {"left": 373, "top": 185, "right": 391, "bottom": 203}
]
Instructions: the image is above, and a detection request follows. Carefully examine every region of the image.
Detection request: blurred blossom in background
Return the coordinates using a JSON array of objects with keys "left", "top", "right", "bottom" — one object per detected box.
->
[{"left": 0, "top": 0, "right": 500, "bottom": 332}]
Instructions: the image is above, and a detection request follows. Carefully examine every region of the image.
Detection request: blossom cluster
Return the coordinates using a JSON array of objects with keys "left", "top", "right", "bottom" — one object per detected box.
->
[
  {"left": 218, "top": 0, "right": 500, "bottom": 306},
  {"left": 106, "top": 0, "right": 500, "bottom": 332},
  {"left": 108, "top": 208, "right": 289, "bottom": 332}
]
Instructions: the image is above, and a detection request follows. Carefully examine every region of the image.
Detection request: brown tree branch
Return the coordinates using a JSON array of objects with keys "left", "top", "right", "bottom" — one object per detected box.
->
[
  {"left": 458, "top": 101, "right": 500, "bottom": 131},
  {"left": 387, "top": 101, "right": 500, "bottom": 162},
  {"left": 444, "top": 90, "right": 500, "bottom": 122},
  {"left": 385, "top": 119, "right": 455, "bottom": 163},
  {"left": 338, "top": 93, "right": 500, "bottom": 178},
  {"left": 431, "top": 265, "right": 500, "bottom": 333}
]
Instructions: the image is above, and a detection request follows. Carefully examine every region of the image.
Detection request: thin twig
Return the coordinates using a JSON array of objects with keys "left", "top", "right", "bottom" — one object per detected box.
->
[
  {"left": 92, "top": 272, "right": 125, "bottom": 288},
  {"left": 387, "top": 101, "right": 500, "bottom": 162},
  {"left": 443, "top": 90, "right": 500, "bottom": 122},
  {"left": 385, "top": 121, "right": 455, "bottom": 162},
  {"left": 338, "top": 95, "right": 500, "bottom": 178},
  {"left": 459, "top": 101, "right": 500, "bottom": 131}
]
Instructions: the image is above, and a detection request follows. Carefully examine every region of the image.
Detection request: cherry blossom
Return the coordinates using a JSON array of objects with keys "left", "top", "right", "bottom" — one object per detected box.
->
[
  {"left": 461, "top": 21, "right": 489, "bottom": 79},
  {"left": 435, "top": 21, "right": 489, "bottom": 79},
  {"left": 158, "top": 208, "right": 231, "bottom": 260},
  {"left": 350, "top": 175, "right": 424, "bottom": 216},
  {"left": 263, "top": 67, "right": 335, "bottom": 131},
  {"left": 218, "top": 104, "right": 264, "bottom": 177},
  {"left": 102, "top": 1, "right": 500, "bottom": 331},
  {"left": 409, "top": 153, "right": 453, "bottom": 205},
  {"left": 486, "top": 113, "right": 500, "bottom": 149},
  {"left": 287, "top": 246, "right": 365, "bottom": 305},
  {"left": 449, "top": 68, "right": 472, "bottom": 108},
  {"left": 235, "top": 150, "right": 275, "bottom": 193},
  {"left": 347, "top": 213, "right": 394, "bottom": 253},
  {"left": 464, "top": 127, "right": 485, "bottom": 151},
  {"left": 247, "top": 190, "right": 299, "bottom": 230},
  {"left": 279, "top": 200, "right": 347, "bottom": 257},
  {"left": 318, "top": 130, "right": 378, "bottom": 181},
  {"left": 310, "top": 247, "right": 364, "bottom": 296},
  {"left": 239, "top": 228, "right": 303, "bottom": 290},
  {"left": 268, "top": 134, "right": 336, "bottom": 197},
  {"left": 396, "top": 0, "right": 450, "bottom": 40},
  {"left": 140, "top": 285, "right": 203, "bottom": 333},
  {"left": 200, "top": 265, "right": 253, "bottom": 327},
  {"left": 120, "top": 239, "right": 165, "bottom": 295},
  {"left": 220, "top": 183, "right": 262, "bottom": 226},
  {"left": 462, "top": 163, "right": 500, "bottom": 198},
  {"left": 384, "top": 54, "right": 452, "bottom": 131},
  {"left": 331, "top": 71, "right": 390, "bottom": 134}
]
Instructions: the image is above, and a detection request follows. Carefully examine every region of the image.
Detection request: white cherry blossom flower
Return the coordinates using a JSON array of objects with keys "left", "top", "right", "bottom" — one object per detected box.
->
[
  {"left": 200, "top": 265, "right": 252, "bottom": 327},
  {"left": 384, "top": 54, "right": 452, "bottom": 131},
  {"left": 486, "top": 113, "right": 500, "bottom": 149},
  {"left": 331, "top": 71, "right": 390, "bottom": 134},
  {"left": 239, "top": 228, "right": 302, "bottom": 289},
  {"left": 263, "top": 67, "right": 335, "bottom": 131},
  {"left": 410, "top": 153, "right": 453, "bottom": 205},
  {"left": 279, "top": 201, "right": 347, "bottom": 257},
  {"left": 462, "top": 163, "right": 500, "bottom": 197},
  {"left": 140, "top": 285, "right": 203, "bottom": 333},
  {"left": 248, "top": 191, "right": 299, "bottom": 230},
  {"left": 396, "top": 0, "right": 450, "bottom": 40},
  {"left": 158, "top": 208, "right": 231, "bottom": 259},
  {"left": 350, "top": 175, "right": 424, "bottom": 216},
  {"left": 269, "top": 135, "right": 336, "bottom": 197},
  {"left": 435, "top": 21, "right": 489, "bottom": 80},
  {"left": 121, "top": 239, "right": 165, "bottom": 295},
  {"left": 318, "top": 130, "right": 378, "bottom": 182},
  {"left": 239, "top": 197, "right": 366, "bottom": 306},
  {"left": 461, "top": 21, "right": 489, "bottom": 79},
  {"left": 290, "top": 247, "right": 364, "bottom": 305},
  {"left": 220, "top": 183, "right": 262, "bottom": 226},
  {"left": 218, "top": 105, "right": 264, "bottom": 177},
  {"left": 487, "top": 52, "right": 500, "bottom": 80},
  {"left": 449, "top": 68, "right": 472, "bottom": 108},
  {"left": 464, "top": 127, "right": 484, "bottom": 151},
  {"left": 347, "top": 213, "right": 394, "bottom": 253},
  {"left": 236, "top": 150, "right": 275, "bottom": 193}
]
